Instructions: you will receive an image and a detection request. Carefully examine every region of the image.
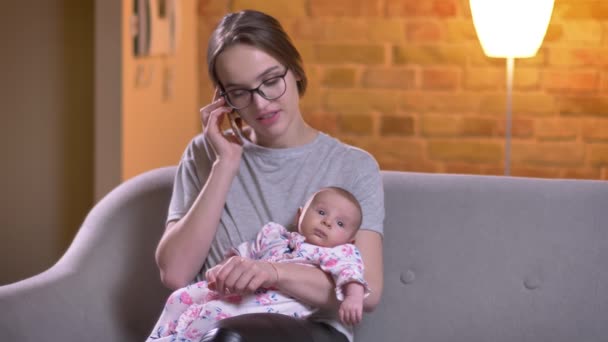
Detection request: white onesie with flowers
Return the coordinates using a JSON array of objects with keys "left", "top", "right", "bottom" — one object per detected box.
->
[{"left": 146, "top": 222, "right": 370, "bottom": 342}]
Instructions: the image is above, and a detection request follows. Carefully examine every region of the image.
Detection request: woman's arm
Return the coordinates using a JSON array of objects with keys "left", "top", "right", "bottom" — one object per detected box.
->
[
  {"left": 277, "top": 230, "right": 383, "bottom": 312},
  {"left": 155, "top": 97, "right": 242, "bottom": 290},
  {"left": 354, "top": 230, "right": 383, "bottom": 312},
  {"left": 214, "top": 229, "right": 384, "bottom": 312},
  {"left": 155, "top": 160, "right": 238, "bottom": 289}
]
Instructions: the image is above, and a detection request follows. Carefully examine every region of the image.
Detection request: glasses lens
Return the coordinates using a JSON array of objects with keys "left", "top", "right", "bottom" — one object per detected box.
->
[
  {"left": 259, "top": 76, "right": 286, "bottom": 100},
  {"left": 224, "top": 70, "right": 288, "bottom": 109},
  {"left": 225, "top": 90, "right": 250, "bottom": 109}
]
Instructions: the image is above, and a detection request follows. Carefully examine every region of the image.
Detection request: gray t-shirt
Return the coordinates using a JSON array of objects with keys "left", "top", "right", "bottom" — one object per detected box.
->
[{"left": 167, "top": 131, "right": 385, "bottom": 341}]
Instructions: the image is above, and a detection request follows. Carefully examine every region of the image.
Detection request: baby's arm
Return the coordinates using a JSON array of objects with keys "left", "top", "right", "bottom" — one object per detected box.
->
[
  {"left": 318, "top": 244, "right": 371, "bottom": 301},
  {"left": 339, "top": 282, "right": 365, "bottom": 325}
]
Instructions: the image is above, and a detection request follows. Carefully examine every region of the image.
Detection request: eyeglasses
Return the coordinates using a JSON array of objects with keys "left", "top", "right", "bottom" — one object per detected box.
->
[{"left": 220, "top": 68, "right": 289, "bottom": 110}]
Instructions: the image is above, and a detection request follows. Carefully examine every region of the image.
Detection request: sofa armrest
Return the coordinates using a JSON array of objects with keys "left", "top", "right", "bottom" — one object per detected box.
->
[{"left": 0, "top": 167, "right": 176, "bottom": 342}]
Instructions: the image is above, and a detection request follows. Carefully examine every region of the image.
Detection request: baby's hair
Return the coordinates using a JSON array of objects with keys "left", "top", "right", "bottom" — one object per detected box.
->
[{"left": 314, "top": 186, "right": 363, "bottom": 230}]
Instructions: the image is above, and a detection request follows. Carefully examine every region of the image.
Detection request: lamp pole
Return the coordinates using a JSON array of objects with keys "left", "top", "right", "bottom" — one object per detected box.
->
[{"left": 505, "top": 57, "right": 514, "bottom": 176}]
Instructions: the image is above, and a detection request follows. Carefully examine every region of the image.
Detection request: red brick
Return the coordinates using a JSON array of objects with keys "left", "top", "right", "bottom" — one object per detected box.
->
[
  {"left": 559, "top": 96, "right": 608, "bottom": 117},
  {"left": 443, "top": 162, "right": 484, "bottom": 175},
  {"left": 582, "top": 119, "right": 608, "bottom": 141},
  {"left": 310, "top": 0, "right": 382, "bottom": 17},
  {"left": 548, "top": 48, "right": 608, "bottom": 67},
  {"left": 542, "top": 70, "right": 600, "bottom": 93},
  {"left": 325, "top": 90, "right": 399, "bottom": 113},
  {"left": 290, "top": 18, "right": 405, "bottom": 43},
  {"left": 553, "top": 1, "right": 608, "bottom": 20},
  {"left": 561, "top": 168, "right": 602, "bottom": 180},
  {"left": 370, "top": 138, "right": 425, "bottom": 160},
  {"left": 445, "top": 19, "right": 478, "bottom": 43},
  {"left": 305, "top": 111, "right": 338, "bottom": 133},
  {"left": 513, "top": 69, "right": 541, "bottom": 91},
  {"left": 401, "top": 92, "right": 480, "bottom": 112},
  {"left": 464, "top": 67, "right": 504, "bottom": 91},
  {"left": 496, "top": 119, "right": 534, "bottom": 138},
  {"left": 543, "top": 24, "right": 564, "bottom": 43},
  {"left": 315, "top": 44, "right": 385, "bottom": 65},
  {"left": 337, "top": 114, "right": 374, "bottom": 135},
  {"left": 560, "top": 21, "right": 602, "bottom": 45},
  {"left": 421, "top": 67, "right": 460, "bottom": 90},
  {"left": 510, "top": 166, "right": 562, "bottom": 179},
  {"left": 288, "top": 18, "right": 325, "bottom": 41},
  {"left": 380, "top": 115, "right": 415, "bottom": 136},
  {"left": 535, "top": 118, "right": 580, "bottom": 141},
  {"left": 299, "top": 69, "right": 322, "bottom": 111},
  {"left": 393, "top": 45, "right": 468, "bottom": 65},
  {"left": 421, "top": 115, "right": 462, "bottom": 137},
  {"left": 231, "top": 0, "right": 308, "bottom": 17},
  {"left": 321, "top": 67, "right": 357, "bottom": 88},
  {"left": 589, "top": 144, "right": 608, "bottom": 166},
  {"left": 199, "top": 0, "right": 229, "bottom": 16},
  {"left": 480, "top": 93, "right": 557, "bottom": 116},
  {"left": 462, "top": 117, "right": 499, "bottom": 137},
  {"left": 511, "top": 142, "right": 585, "bottom": 166},
  {"left": 428, "top": 140, "right": 503, "bottom": 163},
  {"left": 406, "top": 21, "right": 443, "bottom": 42},
  {"left": 361, "top": 67, "right": 416, "bottom": 89},
  {"left": 386, "top": 0, "right": 459, "bottom": 17}
]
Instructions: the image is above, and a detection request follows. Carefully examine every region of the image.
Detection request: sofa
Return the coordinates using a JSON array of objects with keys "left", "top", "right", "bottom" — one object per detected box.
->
[{"left": 1, "top": 166, "right": 606, "bottom": 341}]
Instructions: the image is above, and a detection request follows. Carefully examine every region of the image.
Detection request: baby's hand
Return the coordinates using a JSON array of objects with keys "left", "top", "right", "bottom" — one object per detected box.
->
[{"left": 339, "top": 294, "right": 363, "bottom": 326}]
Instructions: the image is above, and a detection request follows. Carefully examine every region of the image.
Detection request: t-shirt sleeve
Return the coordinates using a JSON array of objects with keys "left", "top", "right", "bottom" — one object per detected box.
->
[
  {"left": 166, "top": 134, "right": 212, "bottom": 225},
  {"left": 348, "top": 149, "right": 385, "bottom": 237}
]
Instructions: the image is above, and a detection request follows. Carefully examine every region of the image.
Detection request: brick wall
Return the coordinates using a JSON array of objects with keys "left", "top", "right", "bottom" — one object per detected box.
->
[{"left": 198, "top": 0, "right": 608, "bottom": 180}]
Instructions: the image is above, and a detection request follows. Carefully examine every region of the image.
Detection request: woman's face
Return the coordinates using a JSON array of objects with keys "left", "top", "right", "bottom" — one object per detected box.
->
[{"left": 215, "top": 44, "right": 303, "bottom": 148}]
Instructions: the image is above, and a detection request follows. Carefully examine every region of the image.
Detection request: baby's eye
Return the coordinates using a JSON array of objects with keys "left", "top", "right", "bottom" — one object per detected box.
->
[
  {"left": 317, "top": 209, "right": 325, "bottom": 215},
  {"left": 337, "top": 221, "right": 344, "bottom": 228}
]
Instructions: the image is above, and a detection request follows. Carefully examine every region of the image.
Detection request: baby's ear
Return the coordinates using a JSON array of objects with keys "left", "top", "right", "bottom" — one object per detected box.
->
[{"left": 293, "top": 207, "right": 303, "bottom": 227}]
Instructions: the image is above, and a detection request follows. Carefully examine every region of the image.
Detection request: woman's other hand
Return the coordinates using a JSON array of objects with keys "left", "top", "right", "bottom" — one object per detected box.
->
[
  {"left": 200, "top": 89, "right": 244, "bottom": 169},
  {"left": 211, "top": 256, "right": 279, "bottom": 295}
]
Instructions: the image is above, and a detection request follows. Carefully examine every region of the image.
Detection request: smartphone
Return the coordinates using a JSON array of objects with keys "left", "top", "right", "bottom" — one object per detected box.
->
[{"left": 227, "top": 110, "right": 244, "bottom": 144}]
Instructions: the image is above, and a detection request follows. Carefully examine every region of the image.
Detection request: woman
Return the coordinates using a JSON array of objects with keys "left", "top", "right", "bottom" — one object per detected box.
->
[{"left": 154, "top": 9, "right": 385, "bottom": 342}]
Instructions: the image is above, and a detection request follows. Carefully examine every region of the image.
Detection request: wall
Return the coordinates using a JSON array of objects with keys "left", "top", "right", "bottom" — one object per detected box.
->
[
  {"left": 122, "top": 0, "right": 200, "bottom": 181},
  {"left": 96, "top": 0, "right": 200, "bottom": 199},
  {"left": 0, "top": 1, "right": 94, "bottom": 284},
  {"left": 198, "top": 0, "right": 608, "bottom": 180}
]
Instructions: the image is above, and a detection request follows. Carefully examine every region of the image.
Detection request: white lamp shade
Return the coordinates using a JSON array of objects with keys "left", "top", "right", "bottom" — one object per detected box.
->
[{"left": 470, "top": 0, "right": 554, "bottom": 58}]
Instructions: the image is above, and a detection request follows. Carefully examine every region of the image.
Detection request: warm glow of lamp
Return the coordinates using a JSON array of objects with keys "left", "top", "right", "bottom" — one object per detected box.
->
[
  {"left": 470, "top": 0, "right": 554, "bottom": 58},
  {"left": 469, "top": 0, "right": 554, "bottom": 175}
]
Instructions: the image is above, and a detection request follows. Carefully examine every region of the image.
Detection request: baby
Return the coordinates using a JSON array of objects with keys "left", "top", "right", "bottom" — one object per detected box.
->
[{"left": 147, "top": 186, "right": 369, "bottom": 342}]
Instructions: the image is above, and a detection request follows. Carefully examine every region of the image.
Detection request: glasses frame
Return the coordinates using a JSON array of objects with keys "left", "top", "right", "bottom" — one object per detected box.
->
[{"left": 220, "top": 68, "right": 289, "bottom": 110}]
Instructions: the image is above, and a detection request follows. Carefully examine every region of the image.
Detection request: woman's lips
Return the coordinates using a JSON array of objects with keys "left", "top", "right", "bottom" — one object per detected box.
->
[{"left": 256, "top": 110, "right": 280, "bottom": 126}]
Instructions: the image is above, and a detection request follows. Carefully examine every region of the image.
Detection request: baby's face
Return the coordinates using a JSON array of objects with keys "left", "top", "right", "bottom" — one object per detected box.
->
[{"left": 298, "top": 190, "right": 360, "bottom": 248}]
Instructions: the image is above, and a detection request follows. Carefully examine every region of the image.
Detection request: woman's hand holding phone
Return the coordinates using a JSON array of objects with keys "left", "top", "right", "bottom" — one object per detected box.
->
[{"left": 200, "top": 89, "right": 244, "bottom": 170}]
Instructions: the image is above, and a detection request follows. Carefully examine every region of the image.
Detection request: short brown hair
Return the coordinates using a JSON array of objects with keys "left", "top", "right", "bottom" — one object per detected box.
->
[{"left": 207, "top": 10, "right": 307, "bottom": 96}]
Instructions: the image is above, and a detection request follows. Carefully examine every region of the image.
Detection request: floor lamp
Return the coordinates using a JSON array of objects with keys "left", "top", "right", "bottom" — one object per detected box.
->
[{"left": 470, "top": 0, "right": 554, "bottom": 175}]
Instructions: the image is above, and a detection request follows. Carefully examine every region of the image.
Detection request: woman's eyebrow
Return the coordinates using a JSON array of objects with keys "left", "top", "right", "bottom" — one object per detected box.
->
[{"left": 224, "top": 65, "right": 281, "bottom": 89}]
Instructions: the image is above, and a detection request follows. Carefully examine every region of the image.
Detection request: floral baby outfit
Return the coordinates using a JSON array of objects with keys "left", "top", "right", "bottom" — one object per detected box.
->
[{"left": 146, "top": 222, "right": 369, "bottom": 342}]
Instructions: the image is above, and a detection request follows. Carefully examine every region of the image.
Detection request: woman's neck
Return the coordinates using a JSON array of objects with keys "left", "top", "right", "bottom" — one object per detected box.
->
[{"left": 251, "top": 119, "right": 318, "bottom": 149}]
